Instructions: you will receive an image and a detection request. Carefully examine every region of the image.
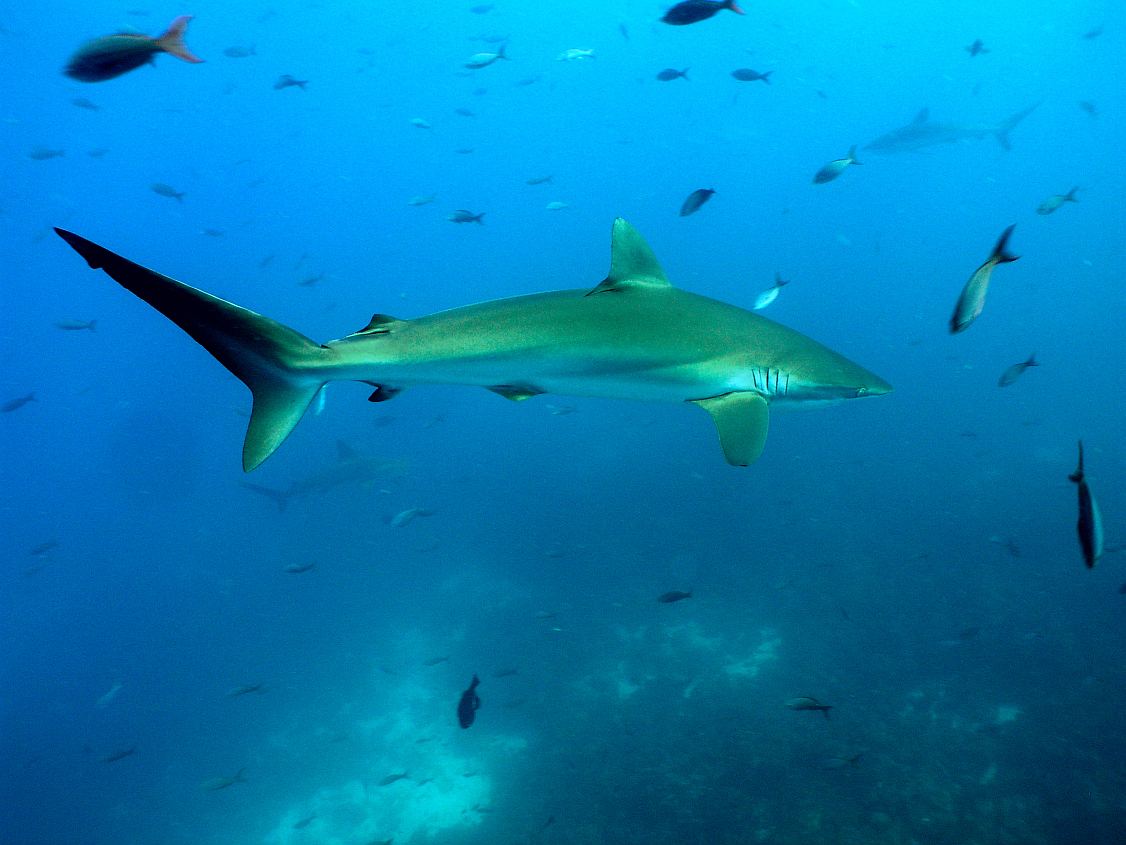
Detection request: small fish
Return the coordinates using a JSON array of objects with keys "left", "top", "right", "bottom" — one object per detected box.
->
[
  {"left": 258, "top": 254, "right": 275, "bottom": 268},
  {"left": 1036, "top": 187, "right": 1079, "bottom": 215},
  {"left": 423, "top": 656, "right": 450, "bottom": 666},
  {"left": 71, "top": 97, "right": 100, "bottom": 111},
  {"left": 1082, "top": 24, "right": 1103, "bottom": 40},
  {"left": 390, "top": 507, "right": 434, "bottom": 528},
  {"left": 283, "top": 562, "right": 316, "bottom": 573},
  {"left": 657, "top": 590, "right": 692, "bottom": 603},
  {"left": 407, "top": 195, "right": 436, "bottom": 206},
  {"left": 679, "top": 188, "right": 715, "bottom": 217},
  {"left": 222, "top": 45, "right": 256, "bottom": 58},
  {"left": 812, "top": 146, "right": 861, "bottom": 184},
  {"left": 29, "top": 540, "right": 59, "bottom": 557},
  {"left": 662, "top": 0, "right": 744, "bottom": 26},
  {"left": 785, "top": 696, "right": 833, "bottom": 718},
  {"left": 619, "top": 23, "right": 630, "bottom": 40},
  {"left": 465, "top": 44, "right": 507, "bottom": 69},
  {"left": 1078, "top": 101, "right": 1098, "bottom": 118},
  {"left": 1068, "top": 441, "right": 1104, "bottom": 568},
  {"left": 226, "top": 682, "right": 266, "bottom": 697},
  {"left": 55, "top": 319, "right": 97, "bottom": 331},
  {"left": 656, "top": 68, "right": 689, "bottom": 82},
  {"left": 64, "top": 15, "right": 203, "bottom": 82},
  {"left": 948, "top": 225, "right": 1018, "bottom": 334},
  {"left": 525, "top": 175, "right": 553, "bottom": 185},
  {"left": 557, "top": 48, "right": 595, "bottom": 62},
  {"left": 2, "top": 392, "right": 35, "bottom": 413},
  {"left": 410, "top": 117, "right": 432, "bottom": 129},
  {"left": 273, "top": 74, "right": 308, "bottom": 91},
  {"left": 102, "top": 746, "right": 137, "bottom": 763},
  {"left": 28, "top": 147, "right": 65, "bottom": 160},
  {"left": 88, "top": 148, "right": 110, "bottom": 158},
  {"left": 377, "top": 772, "right": 410, "bottom": 786},
  {"left": 201, "top": 768, "right": 247, "bottom": 791},
  {"left": 96, "top": 682, "right": 123, "bottom": 708},
  {"left": 492, "top": 667, "right": 519, "bottom": 678},
  {"left": 150, "top": 183, "right": 185, "bottom": 202},
  {"left": 448, "top": 209, "right": 485, "bottom": 224},
  {"left": 753, "top": 273, "right": 789, "bottom": 310},
  {"left": 456, "top": 148, "right": 475, "bottom": 155},
  {"left": 819, "top": 753, "right": 862, "bottom": 769},
  {"left": 965, "top": 39, "right": 989, "bottom": 57},
  {"left": 731, "top": 68, "right": 772, "bottom": 84},
  {"left": 545, "top": 201, "right": 569, "bottom": 211},
  {"left": 298, "top": 273, "right": 324, "bottom": 287},
  {"left": 292, "top": 815, "right": 316, "bottom": 830},
  {"left": 457, "top": 674, "right": 481, "bottom": 728},
  {"left": 454, "top": 107, "right": 476, "bottom": 117},
  {"left": 470, "top": 3, "right": 494, "bottom": 12},
  {"left": 997, "top": 354, "right": 1037, "bottom": 387}
]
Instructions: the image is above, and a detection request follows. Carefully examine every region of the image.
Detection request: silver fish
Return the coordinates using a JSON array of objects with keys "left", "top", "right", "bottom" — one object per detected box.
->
[
  {"left": 465, "top": 44, "right": 507, "bottom": 69},
  {"left": 949, "top": 225, "right": 1019, "bottom": 333},
  {"left": 753, "top": 273, "right": 789, "bottom": 311},
  {"left": 997, "top": 354, "right": 1037, "bottom": 387},
  {"left": 1036, "top": 187, "right": 1079, "bottom": 215},
  {"left": 812, "top": 146, "right": 860, "bottom": 184}
]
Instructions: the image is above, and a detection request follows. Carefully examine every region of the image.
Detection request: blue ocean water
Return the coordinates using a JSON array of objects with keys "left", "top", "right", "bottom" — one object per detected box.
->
[{"left": 1, "top": 1, "right": 1123, "bottom": 843}]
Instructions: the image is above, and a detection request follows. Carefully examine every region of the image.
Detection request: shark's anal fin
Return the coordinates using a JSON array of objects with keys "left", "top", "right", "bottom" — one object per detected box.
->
[
  {"left": 691, "top": 392, "right": 770, "bottom": 466},
  {"left": 586, "top": 218, "right": 671, "bottom": 295},
  {"left": 488, "top": 384, "right": 543, "bottom": 401}
]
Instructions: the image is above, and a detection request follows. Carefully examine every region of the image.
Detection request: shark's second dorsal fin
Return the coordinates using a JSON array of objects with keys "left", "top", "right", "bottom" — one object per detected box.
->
[
  {"left": 912, "top": 107, "right": 930, "bottom": 124},
  {"left": 351, "top": 313, "right": 404, "bottom": 337},
  {"left": 586, "top": 218, "right": 670, "bottom": 296}
]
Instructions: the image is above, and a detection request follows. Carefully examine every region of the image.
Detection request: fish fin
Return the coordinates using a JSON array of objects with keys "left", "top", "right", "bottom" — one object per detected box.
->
[
  {"left": 726, "top": 0, "right": 746, "bottom": 13},
  {"left": 55, "top": 228, "right": 329, "bottom": 471},
  {"left": 586, "top": 218, "right": 670, "bottom": 295},
  {"left": 847, "top": 145, "right": 862, "bottom": 165},
  {"left": 349, "top": 313, "right": 404, "bottom": 337},
  {"left": 690, "top": 392, "right": 769, "bottom": 466},
  {"left": 156, "top": 15, "right": 204, "bottom": 64},
  {"left": 241, "top": 482, "right": 290, "bottom": 513},
  {"left": 912, "top": 107, "right": 930, "bottom": 124},
  {"left": 367, "top": 385, "right": 403, "bottom": 403},
  {"left": 488, "top": 384, "right": 542, "bottom": 401},
  {"left": 1069, "top": 440, "right": 1084, "bottom": 483},
  {"left": 1065, "top": 187, "right": 1080, "bottom": 202},
  {"left": 994, "top": 103, "right": 1038, "bottom": 151},
  {"left": 1026, "top": 353, "right": 1038, "bottom": 367},
  {"left": 990, "top": 225, "right": 1019, "bottom": 264}
]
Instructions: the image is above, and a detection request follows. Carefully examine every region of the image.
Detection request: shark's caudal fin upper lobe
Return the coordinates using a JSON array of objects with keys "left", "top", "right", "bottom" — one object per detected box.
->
[{"left": 54, "top": 229, "right": 329, "bottom": 471}]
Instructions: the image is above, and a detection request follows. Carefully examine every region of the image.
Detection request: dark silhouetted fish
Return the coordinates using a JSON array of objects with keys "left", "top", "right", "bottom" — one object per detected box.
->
[
  {"left": 201, "top": 768, "right": 247, "bottom": 791},
  {"left": 965, "top": 39, "right": 989, "bottom": 57},
  {"left": 819, "top": 753, "right": 862, "bottom": 769},
  {"left": 29, "top": 147, "right": 65, "bottom": 160},
  {"left": 657, "top": 590, "right": 692, "bottom": 603},
  {"left": 997, "top": 354, "right": 1037, "bottom": 387},
  {"left": 731, "top": 68, "right": 771, "bottom": 84},
  {"left": 949, "top": 225, "right": 1018, "bottom": 334},
  {"left": 458, "top": 674, "right": 481, "bottom": 728},
  {"left": 656, "top": 68, "right": 689, "bottom": 82},
  {"left": 102, "top": 746, "right": 137, "bottom": 763},
  {"left": 71, "top": 97, "right": 100, "bottom": 111},
  {"left": 423, "top": 656, "right": 450, "bottom": 666},
  {"left": 865, "top": 105, "right": 1038, "bottom": 154},
  {"left": 785, "top": 696, "right": 833, "bottom": 718},
  {"left": 1078, "top": 101, "right": 1098, "bottom": 118},
  {"left": 525, "top": 175, "right": 553, "bottom": 185},
  {"left": 1037, "top": 187, "right": 1079, "bottom": 215},
  {"left": 2, "top": 392, "right": 35, "bottom": 413},
  {"left": 223, "top": 45, "right": 256, "bottom": 58},
  {"left": 292, "top": 815, "right": 316, "bottom": 830},
  {"left": 64, "top": 15, "right": 203, "bottom": 82},
  {"left": 226, "top": 682, "right": 266, "bottom": 697},
  {"left": 283, "top": 562, "right": 316, "bottom": 573},
  {"left": 679, "top": 188, "right": 715, "bottom": 217},
  {"left": 812, "top": 146, "right": 860, "bottom": 183},
  {"left": 377, "top": 772, "right": 410, "bottom": 786},
  {"left": 29, "top": 540, "right": 59, "bottom": 557},
  {"left": 662, "top": 0, "right": 744, "bottom": 26},
  {"left": 55, "top": 319, "right": 97, "bottom": 331},
  {"left": 448, "top": 209, "right": 485, "bottom": 224},
  {"left": 150, "top": 183, "right": 185, "bottom": 202},
  {"left": 274, "top": 74, "right": 308, "bottom": 91},
  {"left": 1068, "top": 441, "right": 1104, "bottom": 568}
]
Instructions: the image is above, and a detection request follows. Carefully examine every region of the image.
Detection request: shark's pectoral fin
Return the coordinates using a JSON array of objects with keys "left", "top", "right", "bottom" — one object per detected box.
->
[
  {"left": 488, "top": 384, "right": 543, "bottom": 401},
  {"left": 586, "top": 218, "right": 671, "bottom": 295},
  {"left": 691, "top": 392, "right": 769, "bottom": 466}
]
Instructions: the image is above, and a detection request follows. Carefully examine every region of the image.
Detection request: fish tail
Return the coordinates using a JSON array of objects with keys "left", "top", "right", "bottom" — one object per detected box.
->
[
  {"left": 1065, "top": 187, "right": 1080, "bottom": 202},
  {"left": 54, "top": 229, "right": 334, "bottom": 471},
  {"left": 726, "top": 0, "right": 746, "bottom": 13},
  {"left": 157, "top": 16, "right": 204, "bottom": 64},
  {"left": 475, "top": 213, "right": 485, "bottom": 224},
  {"left": 498, "top": 43, "right": 508, "bottom": 60},
  {"left": 681, "top": 68, "right": 690, "bottom": 80},
  {"left": 994, "top": 102, "right": 1038, "bottom": 151},
  {"left": 1026, "top": 352, "right": 1038, "bottom": 367},
  {"left": 822, "top": 706, "right": 832, "bottom": 720},
  {"left": 762, "top": 71, "right": 773, "bottom": 84},
  {"left": 847, "top": 145, "right": 862, "bottom": 165},
  {"left": 990, "top": 224, "right": 1019, "bottom": 264},
  {"left": 88, "top": 320, "right": 97, "bottom": 332},
  {"left": 1069, "top": 440, "right": 1084, "bottom": 484}
]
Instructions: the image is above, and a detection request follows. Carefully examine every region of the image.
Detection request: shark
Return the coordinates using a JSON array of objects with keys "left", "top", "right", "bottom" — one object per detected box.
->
[
  {"left": 53, "top": 220, "right": 891, "bottom": 470},
  {"left": 865, "top": 104, "right": 1039, "bottom": 154}
]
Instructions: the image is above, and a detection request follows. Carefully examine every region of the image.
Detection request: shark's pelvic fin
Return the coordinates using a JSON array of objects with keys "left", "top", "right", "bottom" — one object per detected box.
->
[
  {"left": 691, "top": 392, "right": 770, "bottom": 466},
  {"left": 586, "top": 218, "right": 671, "bottom": 295},
  {"left": 53, "top": 228, "right": 329, "bottom": 472},
  {"left": 488, "top": 384, "right": 544, "bottom": 401}
]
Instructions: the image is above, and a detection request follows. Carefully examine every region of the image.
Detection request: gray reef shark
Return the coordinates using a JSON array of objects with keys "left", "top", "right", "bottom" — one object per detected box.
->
[
  {"left": 242, "top": 440, "right": 406, "bottom": 511},
  {"left": 54, "top": 220, "right": 891, "bottom": 470},
  {"left": 865, "top": 104, "right": 1038, "bottom": 154}
]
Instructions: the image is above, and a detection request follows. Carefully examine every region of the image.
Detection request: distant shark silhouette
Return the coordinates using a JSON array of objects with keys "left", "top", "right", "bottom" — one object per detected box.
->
[
  {"left": 865, "top": 104, "right": 1038, "bottom": 153},
  {"left": 242, "top": 441, "right": 406, "bottom": 511},
  {"left": 54, "top": 220, "right": 891, "bottom": 469}
]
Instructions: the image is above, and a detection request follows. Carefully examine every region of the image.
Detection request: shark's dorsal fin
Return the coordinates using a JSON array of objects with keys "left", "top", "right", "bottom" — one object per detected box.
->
[
  {"left": 912, "top": 107, "right": 930, "bottom": 125},
  {"left": 351, "top": 314, "right": 404, "bottom": 336},
  {"left": 586, "top": 218, "right": 670, "bottom": 296},
  {"left": 691, "top": 392, "right": 770, "bottom": 466},
  {"left": 488, "top": 384, "right": 543, "bottom": 401}
]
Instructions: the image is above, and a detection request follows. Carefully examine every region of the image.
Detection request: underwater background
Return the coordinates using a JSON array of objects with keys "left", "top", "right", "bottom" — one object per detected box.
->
[{"left": 1, "top": 1, "right": 1124, "bottom": 843}]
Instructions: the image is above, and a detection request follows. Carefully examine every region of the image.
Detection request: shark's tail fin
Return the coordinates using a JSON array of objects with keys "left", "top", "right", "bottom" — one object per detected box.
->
[
  {"left": 54, "top": 229, "right": 331, "bottom": 471},
  {"left": 994, "top": 103, "right": 1038, "bottom": 151}
]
